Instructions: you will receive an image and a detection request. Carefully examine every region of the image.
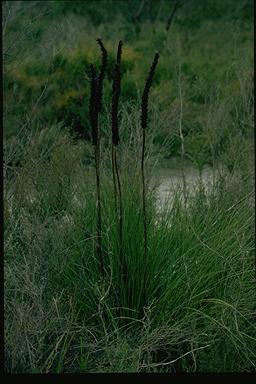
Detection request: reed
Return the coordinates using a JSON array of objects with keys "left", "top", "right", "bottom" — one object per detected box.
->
[{"left": 141, "top": 53, "right": 159, "bottom": 303}]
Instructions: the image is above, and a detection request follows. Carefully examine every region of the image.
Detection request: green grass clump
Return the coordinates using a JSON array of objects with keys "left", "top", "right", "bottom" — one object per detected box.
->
[{"left": 4, "top": 121, "right": 255, "bottom": 372}]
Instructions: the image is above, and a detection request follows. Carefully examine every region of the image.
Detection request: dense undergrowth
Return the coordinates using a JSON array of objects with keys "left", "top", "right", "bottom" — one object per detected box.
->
[
  {"left": 3, "top": 0, "right": 255, "bottom": 373},
  {"left": 3, "top": 0, "right": 253, "bottom": 164}
]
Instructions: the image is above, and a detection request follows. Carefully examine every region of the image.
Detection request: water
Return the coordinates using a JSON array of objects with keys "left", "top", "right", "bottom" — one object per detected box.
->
[{"left": 151, "top": 158, "right": 225, "bottom": 211}]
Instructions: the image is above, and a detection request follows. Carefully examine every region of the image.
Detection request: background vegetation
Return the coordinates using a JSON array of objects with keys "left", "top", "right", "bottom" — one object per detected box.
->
[{"left": 3, "top": 0, "right": 255, "bottom": 373}]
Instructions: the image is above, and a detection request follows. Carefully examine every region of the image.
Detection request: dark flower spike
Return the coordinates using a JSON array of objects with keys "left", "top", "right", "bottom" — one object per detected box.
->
[
  {"left": 96, "top": 38, "right": 107, "bottom": 114},
  {"left": 112, "top": 40, "right": 123, "bottom": 146},
  {"left": 116, "top": 40, "right": 123, "bottom": 66},
  {"left": 141, "top": 53, "right": 159, "bottom": 131},
  {"left": 89, "top": 64, "right": 98, "bottom": 146}
]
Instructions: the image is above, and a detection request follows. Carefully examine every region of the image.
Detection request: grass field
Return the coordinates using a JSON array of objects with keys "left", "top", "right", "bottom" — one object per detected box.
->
[{"left": 3, "top": 0, "right": 255, "bottom": 373}]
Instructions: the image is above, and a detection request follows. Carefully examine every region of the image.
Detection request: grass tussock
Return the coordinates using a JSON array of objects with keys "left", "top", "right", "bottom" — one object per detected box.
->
[
  {"left": 4, "top": 121, "right": 255, "bottom": 372},
  {"left": 4, "top": 0, "right": 255, "bottom": 374}
]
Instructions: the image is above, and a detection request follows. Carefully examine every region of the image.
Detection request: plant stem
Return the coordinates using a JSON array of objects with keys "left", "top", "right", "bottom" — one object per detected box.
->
[
  {"left": 113, "top": 146, "right": 124, "bottom": 276},
  {"left": 141, "top": 123, "right": 147, "bottom": 305},
  {"left": 94, "top": 143, "right": 103, "bottom": 275},
  {"left": 111, "top": 144, "right": 117, "bottom": 211}
]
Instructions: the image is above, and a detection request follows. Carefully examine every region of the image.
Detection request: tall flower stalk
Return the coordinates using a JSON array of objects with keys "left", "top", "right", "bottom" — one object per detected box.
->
[
  {"left": 89, "top": 39, "right": 107, "bottom": 276},
  {"left": 141, "top": 53, "right": 159, "bottom": 303},
  {"left": 111, "top": 41, "right": 125, "bottom": 290}
]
